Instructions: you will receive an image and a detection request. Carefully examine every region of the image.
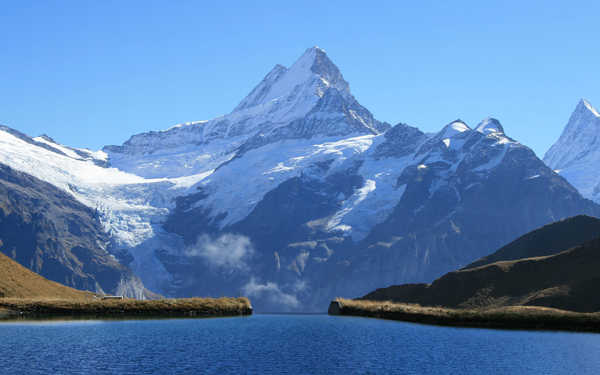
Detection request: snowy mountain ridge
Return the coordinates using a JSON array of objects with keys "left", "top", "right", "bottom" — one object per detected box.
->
[
  {"left": 544, "top": 99, "right": 600, "bottom": 202},
  {"left": 104, "top": 47, "right": 387, "bottom": 179}
]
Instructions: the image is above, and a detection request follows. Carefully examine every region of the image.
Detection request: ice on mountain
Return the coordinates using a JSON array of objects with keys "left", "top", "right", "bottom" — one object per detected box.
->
[
  {"left": 476, "top": 118, "right": 505, "bottom": 134},
  {"left": 544, "top": 99, "right": 600, "bottom": 202}
]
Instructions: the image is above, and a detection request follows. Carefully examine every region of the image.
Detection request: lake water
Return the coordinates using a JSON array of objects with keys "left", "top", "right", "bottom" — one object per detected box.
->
[{"left": 1, "top": 314, "right": 599, "bottom": 374}]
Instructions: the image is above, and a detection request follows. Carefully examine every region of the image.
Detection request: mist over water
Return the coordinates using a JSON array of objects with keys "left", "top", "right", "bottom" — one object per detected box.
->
[{"left": 1, "top": 315, "right": 599, "bottom": 374}]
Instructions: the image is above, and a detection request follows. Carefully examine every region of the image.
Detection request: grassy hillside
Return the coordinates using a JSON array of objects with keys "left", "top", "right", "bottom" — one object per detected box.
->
[
  {"left": 331, "top": 299, "right": 600, "bottom": 332},
  {"left": 465, "top": 215, "right": 600, "bottom": 269},
  {"left": 361, "top": 238, "right": 600, "bottom": 312},
  {"left": 0, "top": 251, "right": 91, "bottom": 300},
  {"left": 0, "top": 252, "right": 252, "bottom": 319}
]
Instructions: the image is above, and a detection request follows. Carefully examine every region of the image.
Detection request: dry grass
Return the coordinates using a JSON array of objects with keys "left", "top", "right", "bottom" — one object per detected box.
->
[
  {"left": 0, "top": 297, "right": 252, "bottom": 320},
  {"left": 331, "top": 298, "right": 600, "bottom": 332},
  {"left": 0, "top": 252, "right": 252, "bottom": 320},
  {"left": 0, "top": 252, "right": 92, "bottom": 300}
]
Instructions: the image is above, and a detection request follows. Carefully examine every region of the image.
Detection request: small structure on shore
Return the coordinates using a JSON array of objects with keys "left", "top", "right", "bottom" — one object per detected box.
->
[{"left": 101, "top": 295, "right": 124, "bottom": 300}]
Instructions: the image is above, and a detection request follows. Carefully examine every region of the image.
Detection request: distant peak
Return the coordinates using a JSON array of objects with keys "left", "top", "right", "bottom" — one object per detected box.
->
[
  {"left": 38, "top": 134, "right": 57, "bottom": 143},
  {"left": 233, "top": 46, "right": 350, "bottom": 113},
  {"left": 292, "top": 46, "right": 341, "bottom": 79},
  {"left": 476, "top": 118, "right": 504, "bottom": 134},
  {"left": 450, "top": 120, "right": 470, "bottom": 131},
  {"left": 300, "top": 46, "right": 327, "bottom": 58},
  {"left": 578, "top": 98, "right": 600, "bottom": 118},
  {"left": 438, "top": 120, "right": 471, "bottom": 138}
]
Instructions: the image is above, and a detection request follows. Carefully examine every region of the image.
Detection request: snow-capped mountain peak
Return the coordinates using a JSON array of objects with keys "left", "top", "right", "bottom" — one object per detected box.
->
[
  {"left": 580, "top": 98, "right": 600, "bottom": 118},
  {"left": 544, "top": 99, "right": 600, "bottom": 202},
  {"left": 104, "top": 47, "right": 385, "bottom": 178},
  {"left": 476, "top": 118, "right": 504, "bottom": 134},
  {"left": 438, "top": 120, "right": 471, "bottom": 138},
  {"left": 233, "top": 46, "right": 350, "bottom": 113},
  {"left": 545, "top": 99, "right": 600, "bottom": 169}
]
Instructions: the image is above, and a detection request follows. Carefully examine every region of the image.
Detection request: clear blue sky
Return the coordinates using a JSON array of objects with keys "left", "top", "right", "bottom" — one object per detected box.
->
[{"left": 1, "top": 1, "right": 598, "bottom": 157}]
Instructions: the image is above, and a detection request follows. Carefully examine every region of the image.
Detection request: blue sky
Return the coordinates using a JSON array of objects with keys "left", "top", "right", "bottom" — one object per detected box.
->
[{"left": 0, "top": 1, "right": 598, "bottom": 157}]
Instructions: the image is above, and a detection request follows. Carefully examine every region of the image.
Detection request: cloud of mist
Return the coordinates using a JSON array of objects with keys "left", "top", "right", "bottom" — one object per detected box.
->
[
  {"left": 185, "top": 233, "right": 254, "bottom": 270},
  {"left": 242, "top": 278, "right": 300, "bottom": 308}
]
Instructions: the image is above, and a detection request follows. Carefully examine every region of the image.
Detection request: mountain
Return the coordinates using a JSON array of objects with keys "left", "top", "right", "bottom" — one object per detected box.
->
[
  {"left": 103, "top": 47, "right": 389, "bottom": 179},
  {"left": 544, "top": 99, "right": 600, "bottom": 203},
  {"left": 0, "top": 47, "right": 598, "bottom": 311},
  {"left": 361, "top": 218, "right": 600, "bottom": 313},
  {"left": 0, "top": 251, "right": 90, "bottom": 299},
  {"left": 0, "top": 161, "right": 152, "bottom": 298},
  {"left": 465, "top": 215, "right": 600, "bottom": 269}
]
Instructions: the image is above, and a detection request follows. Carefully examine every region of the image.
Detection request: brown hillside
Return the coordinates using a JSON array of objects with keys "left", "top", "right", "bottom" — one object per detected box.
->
[
  {"left": 0, "top": 252, "right": 90, "bottom": 300},
  {"left": 362, "top": 238, "right": 600, "bottom": 312},
  {"left": 464, "top": 215, "right": 600, "bottom": 269}
]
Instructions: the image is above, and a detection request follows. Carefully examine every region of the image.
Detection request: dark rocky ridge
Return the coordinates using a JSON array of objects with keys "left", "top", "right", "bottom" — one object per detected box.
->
[{"left": 465, "top": 215, "right": 600, "bottom": 269}]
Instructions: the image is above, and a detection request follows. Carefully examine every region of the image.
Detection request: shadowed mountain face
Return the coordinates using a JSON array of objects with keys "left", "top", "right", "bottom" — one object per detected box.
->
[
  {"left": 0, "top": 163, "right": 151, "bottom": 298},
  {"left": 158, "top": 119, "right": 600, "bottom": 312},
  {"left": 0, "top": 48, "right": 599, "bottom": 311},
  {"left": 465, "top": 215, "right": 600, "bottom": 269},
  {"left": 361, "top": 218, "right": 600, "bottom": 313}
]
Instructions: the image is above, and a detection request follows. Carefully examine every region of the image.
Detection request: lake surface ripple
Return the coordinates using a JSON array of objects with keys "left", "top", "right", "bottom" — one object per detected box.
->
[{"left": 1, "top": 314, "right": 599, "bottom": 374}]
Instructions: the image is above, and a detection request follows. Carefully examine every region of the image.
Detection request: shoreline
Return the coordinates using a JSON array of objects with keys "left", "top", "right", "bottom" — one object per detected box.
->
[
  {"left": 0, "top": 297, "right": 253, "bottom": 321},
  {"left": 328, "top": 299, "right": 600, "bottom": 333}
]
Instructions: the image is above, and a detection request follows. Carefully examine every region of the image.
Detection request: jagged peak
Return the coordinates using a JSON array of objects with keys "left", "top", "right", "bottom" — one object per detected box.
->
[
  {"left": 267, "top": 64, "right": 288, "bottom": 78},
  {"left": 476, "top": 118, "right": 504, "bottom": 134},
  {"left": 233, "top": 64, "right": 289, "bottom": 112},
  {"left": 232, "top": 47, "right": 350, "bottom": 113},
  {"left": 543, "top": 98, "right": 600, "bottom": 169},
  {"left": 295, "top": 47, "right": 344, "bottom": 82},
  {"left": 438, "top": 120, "right": 471, "bottom": 138},
  {"left": 37, "top": 134, "right": 58, "bottom": 143},
  {"left": 577, "top": 98, "right": 600, "bottom": 118}
]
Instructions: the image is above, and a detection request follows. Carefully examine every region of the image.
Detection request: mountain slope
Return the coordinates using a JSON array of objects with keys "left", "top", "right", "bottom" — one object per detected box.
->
[
  {"left": 157, "top": 115, "right": 600, "bottom": 311},
  {"left": 0, "top": 163, "right": 150, "bottom": 298},
  {"left": 0, "top": 48, "right": 599, "bottom": 312},
  {"left": 103, "top": 47, "right": 389, "bottom": 180},
  {"left": 465, "top": 215, "right": 600, "bottom": 269},
  {"left": 544, "top": 99, "right": 600, "bottom": 203},
  {"left": 362, "top": 232, "right": 600, "bottom": 313},
  {"left": 0, "top": 248, "right": 90, "bottom": 299}
]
